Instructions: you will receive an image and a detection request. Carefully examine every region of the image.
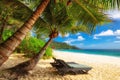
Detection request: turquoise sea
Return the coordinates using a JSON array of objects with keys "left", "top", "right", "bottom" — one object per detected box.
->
[{"left": 58, "top": 49, "right": 120, "bottom": 57}]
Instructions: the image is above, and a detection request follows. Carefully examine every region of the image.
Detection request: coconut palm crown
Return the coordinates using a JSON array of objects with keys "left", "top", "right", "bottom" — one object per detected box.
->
[{"left": 0, "top": 0, "right": 120, "bottom": 67}]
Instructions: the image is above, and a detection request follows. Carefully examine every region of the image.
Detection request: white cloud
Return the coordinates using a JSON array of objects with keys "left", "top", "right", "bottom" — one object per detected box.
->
[
  {"left": 114, "top": 30, "right": 120, "bottom": 35},
  {"left": 93, "top": 29, "right": 120, "bottom": 40},
  {"left": 93, "top": 36, "right": 100, "bottom": 40},
  {"left": 106, "top": 10, "right": 120, "bottom": 19},
  {"left": 94, "top": 29, "right": 120, "bottom": 37},
  {"left": 78, "top": 36, "right": 85, "bottom": 41},
  {"left": 64, "top": 39, "right": 74, "bottom": 44},
  {"left": 64, "top": 36, "right": 85, "bottom": 44},
  {"left": 59, "top": 33, "right": 70, "bottom": 37},
  {"left": 94, "top": 30, "right": 114, "bottom": 36},
  {"left": 114, "top": 41, "right": 120, "bottom": 43}
]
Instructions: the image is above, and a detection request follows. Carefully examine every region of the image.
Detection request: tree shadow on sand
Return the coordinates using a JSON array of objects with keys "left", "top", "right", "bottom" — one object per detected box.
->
[{"left": 0, "top": 66, "right": 59, "bottom": 80}]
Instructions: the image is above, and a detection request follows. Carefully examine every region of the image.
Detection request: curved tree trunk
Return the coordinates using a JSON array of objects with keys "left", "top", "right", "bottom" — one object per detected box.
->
[
  {"left": 8, "top": 30, "right": 58, "bottom": 75},
  {"left": 0, "top": 19, "right": 5, "bottom": 43},
  {"left": 0, "top": 0, "right": 50, "bottom": 66},
  {"left": 9, "top": 38, "right": 53, "bottom": 73},
  {"left": 0, "top": 16, "right": 8, "bottom": 43}
]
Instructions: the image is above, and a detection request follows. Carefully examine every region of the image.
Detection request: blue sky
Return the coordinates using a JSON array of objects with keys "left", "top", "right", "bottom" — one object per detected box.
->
[{"left": 53, "top": 10, "right": 120, "bottom": 49}]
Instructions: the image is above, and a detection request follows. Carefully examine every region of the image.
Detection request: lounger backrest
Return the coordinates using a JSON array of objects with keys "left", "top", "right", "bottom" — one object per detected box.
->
[
  {"left": 57, "top": 60, "right": 70, "bottom": 68},
  {"left": 53, "top": 58, "right": 71, "bottom": 68}
]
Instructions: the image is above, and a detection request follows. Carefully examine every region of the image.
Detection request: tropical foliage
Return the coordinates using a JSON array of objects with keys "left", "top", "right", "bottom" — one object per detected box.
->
[
  {"left": 17, "top": 37, "right": 52, "bottom": 58},
  {"left": 4, "top": 0, "right": 111, "bottom": 72},
  {"left": 0, "top": 0, "right": 32, "bottom": 43},
  {"left": 0, "top": 0, "right": 120, "bottom": 77},
  {"left": 33, "top": 0, "right": 107, "bottom": 39},
  {"left": 0, "top": 0, "right": 50, "bottom": 66},
  {"left": 2, "top": 30, "right": 14, "bottom": 41}
]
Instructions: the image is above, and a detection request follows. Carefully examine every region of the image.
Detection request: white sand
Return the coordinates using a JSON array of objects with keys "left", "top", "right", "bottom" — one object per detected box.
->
[
  {"left": 51, "top": 50, "right": 120, "bottom": 80},
  {"left": 53, "top": 50, "right": 120, "bottom": 67},
  {"left": 0, "top": 50, "right": 120, "bottom": 80}
]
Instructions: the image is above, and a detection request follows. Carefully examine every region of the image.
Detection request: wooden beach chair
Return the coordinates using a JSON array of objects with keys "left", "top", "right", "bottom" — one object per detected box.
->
[{"left": 50, "top": 57, "right": 92, "bottom": 75}]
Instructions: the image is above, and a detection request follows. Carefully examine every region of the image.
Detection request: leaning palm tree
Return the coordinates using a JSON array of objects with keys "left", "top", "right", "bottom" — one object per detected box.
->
[
  {"left": 0, "top": 0, "right": 33, "bottom": 43},
  {"left": 0, "top": 0, "right": 50, "bottom": 66},
  {"left": 7, "top": 0, "right": 110, "bottom": 74},
  {"left": 0, "top": 0, "right": 120, "bottom": 67}
]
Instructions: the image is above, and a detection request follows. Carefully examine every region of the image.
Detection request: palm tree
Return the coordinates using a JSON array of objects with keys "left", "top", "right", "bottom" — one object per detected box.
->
[
  {"left": 0, "top": 0, "right": 46, "bottom": 43},
  {"left": 0, "top": 0, "right": 50, "bottom": 66},
  {"left": 0, "top": 0, "right": 120, "bottom": 67},
  {"left": 0, "top": 17, "right": 7, "bottom": 42},
  {"left": 0, "top": 0, "right": 30, "bottom": 43},
  {"left": 7, "top": 0, "right": 110, "bottom": 73}
]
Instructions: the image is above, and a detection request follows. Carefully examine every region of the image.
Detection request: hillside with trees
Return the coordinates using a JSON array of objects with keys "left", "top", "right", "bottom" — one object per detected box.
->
[{"left": 50, "top": 41, "right": 80, "bottom": 49}]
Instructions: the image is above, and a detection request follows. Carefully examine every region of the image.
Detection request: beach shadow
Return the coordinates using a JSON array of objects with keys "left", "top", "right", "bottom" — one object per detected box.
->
[{"left": 0, "top": 66, "right": 92, "bottom": 80}]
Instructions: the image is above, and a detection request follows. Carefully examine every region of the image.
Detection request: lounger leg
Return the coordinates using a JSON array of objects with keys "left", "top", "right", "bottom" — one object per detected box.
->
[
  {"left": 80, "top": 70, "right": 89, "bottom": 74},
  {"left": 69, "top": 71, "right": 77, "bottom": 75},
  {"left": 59, "top": 71, "right": 65, "bottom": 76},
  {"left": 85, "top": 70, "right": 89, "bottom": 73}
]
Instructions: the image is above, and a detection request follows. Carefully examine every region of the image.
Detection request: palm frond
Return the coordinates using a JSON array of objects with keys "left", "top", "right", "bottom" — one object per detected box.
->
[{"left": 0, "top": 0, "right": 32, "bottom": 22}]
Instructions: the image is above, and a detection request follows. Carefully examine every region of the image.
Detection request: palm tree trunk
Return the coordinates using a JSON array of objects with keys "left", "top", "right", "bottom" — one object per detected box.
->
[
  {"left": 0, "top": 20, "right": 5, "bottom": 43},
  {"left": 0, "top": 16, "right": 8, "bottom": 43},
  {"left": 23, "top": 38, "right": 53, "bottom": 71},
  {"left": 8, "top": 31, "right": 58, "bottom": 74},
  {"left": 0, "top": 0, "right": 50, "bottom": 66},
  {"left": 9, "top": 38, "right": 53, "bottom": 72}
]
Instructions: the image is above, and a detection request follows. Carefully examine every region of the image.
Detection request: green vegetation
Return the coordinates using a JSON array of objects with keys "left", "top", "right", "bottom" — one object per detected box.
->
[
  {"left": 0, "top": 0, "right": 120, "bottom": 77},
  {"left": 2, "top": 30, "right": 14, "bottom": 41},
  {"left": 17, "top": 37, "right": 53, "bottom": 59},
  {"left": 50, "top": 41, "right": 80, "bottom": 49},
  {"left": 1, "top": 28, "right": 53, "bottom": 59}
]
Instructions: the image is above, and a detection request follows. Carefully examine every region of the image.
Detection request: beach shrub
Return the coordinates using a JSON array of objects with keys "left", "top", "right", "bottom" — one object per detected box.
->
[
  {"left": 2, "top": 29, "right": 13, "bottom": 41},
  {"left": 43, "top": 47, "right": 53, "bottom": 59},
  {"left": 17, "top": 37, "right": 53, "bottom": 59}
]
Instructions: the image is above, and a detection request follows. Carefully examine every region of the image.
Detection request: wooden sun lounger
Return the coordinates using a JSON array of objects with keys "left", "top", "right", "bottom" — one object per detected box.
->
[{"left": 50, "top": 57, "right": 92, "bottom": 75}]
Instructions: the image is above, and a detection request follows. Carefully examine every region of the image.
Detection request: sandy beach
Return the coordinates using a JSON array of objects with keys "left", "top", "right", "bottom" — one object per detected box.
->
[{"left": 0, "top": 50, "right": 120, "bottom": 80}]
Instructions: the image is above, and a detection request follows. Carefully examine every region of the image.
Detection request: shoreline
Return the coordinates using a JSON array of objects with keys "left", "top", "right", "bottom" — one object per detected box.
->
[
  {"left": 52, "top": 50, "right": 120, "bottom": 80},
  {"left": 55, "top": 49, "right": 120, "bottom": 58},
  {"left": 54, "top": 49, "right": 120, "bottom": 59},
  {"left": 53, "top": 50, "right": 120, "bottom": 66},
  {"left": 0, "top": 50, "right": 120, "bottom": 80}
]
